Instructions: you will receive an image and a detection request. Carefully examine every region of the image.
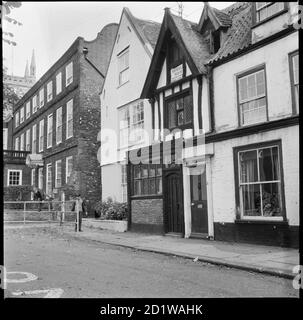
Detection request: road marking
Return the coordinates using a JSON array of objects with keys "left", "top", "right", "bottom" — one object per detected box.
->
[
  {"left": 12, "top": 288, "right": 64, "bottom": 298},
  {"left": 6, "top": 272, "right": 38, "bottom": 283}
]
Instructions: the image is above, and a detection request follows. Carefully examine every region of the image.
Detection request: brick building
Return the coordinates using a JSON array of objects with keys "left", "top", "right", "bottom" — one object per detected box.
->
[
  {"left": 10, "top": 23, "right": 118, "bottom": 211},
  {"left": 127, "top": 2, "right": 299, "bottom": 248}
]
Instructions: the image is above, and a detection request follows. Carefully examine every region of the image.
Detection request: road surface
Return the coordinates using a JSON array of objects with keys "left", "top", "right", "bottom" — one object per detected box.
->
[{"left": 4, "top": 226, "right": 298, "bottom": 298}]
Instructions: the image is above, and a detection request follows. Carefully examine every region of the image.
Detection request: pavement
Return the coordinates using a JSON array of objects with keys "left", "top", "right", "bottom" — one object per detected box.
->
[{"left": 43, "top": 219, "right": 300, "bottom": 280}]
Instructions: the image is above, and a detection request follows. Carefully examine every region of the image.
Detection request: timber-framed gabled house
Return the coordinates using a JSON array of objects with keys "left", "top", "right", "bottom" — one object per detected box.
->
[{"left": 126, "top": 2, "right": 299, "bottom": 248}]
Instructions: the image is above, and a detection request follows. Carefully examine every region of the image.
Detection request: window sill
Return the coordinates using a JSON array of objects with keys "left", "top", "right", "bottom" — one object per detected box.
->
[
  {"left": 235, "top": 218, "right": 288, "bottom": 225},
  {"left": 131, "top": 194, "right": 163, "bottom": 200}
]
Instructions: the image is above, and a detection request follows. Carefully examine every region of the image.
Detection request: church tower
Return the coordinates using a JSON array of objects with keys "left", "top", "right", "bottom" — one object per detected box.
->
[
  {"left": 24, "top": 60, "right": 29, "bottom": 78},
  {"left": 30, "top": 49, "right": 36, "bottom": 80}
]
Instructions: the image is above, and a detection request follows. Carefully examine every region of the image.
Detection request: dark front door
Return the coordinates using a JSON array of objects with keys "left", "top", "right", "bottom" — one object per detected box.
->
[
  {"left": 165, "top": 171, "right": 184, "bottom": 234},
  {"left": 190, "top": 167, "right": 208, "bottom": 235}
]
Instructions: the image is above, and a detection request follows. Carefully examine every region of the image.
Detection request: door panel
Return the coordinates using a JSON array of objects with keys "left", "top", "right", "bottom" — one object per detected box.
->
[
  {"left": 165, "top": 171, "right": 184, "bottom": 234},
  {"left": 190, "top": 167, "right": 208, "bottom": 234}
]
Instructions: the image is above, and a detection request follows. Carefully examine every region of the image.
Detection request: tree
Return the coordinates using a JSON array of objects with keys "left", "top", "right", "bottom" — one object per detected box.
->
[
  {"left": 3, "top": 83, "right": 20, "bottom": 121},
  {"left": 2, "top": 2, "right": 22, "bottom": 46}
]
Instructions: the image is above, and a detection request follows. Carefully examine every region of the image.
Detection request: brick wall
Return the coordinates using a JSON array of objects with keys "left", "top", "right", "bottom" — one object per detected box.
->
[
  {"left": 131, "top": 199, "right": 163, "bottom": 225},
  {"left": 4, "top": 163, "right": 31, "bottom": 186}
]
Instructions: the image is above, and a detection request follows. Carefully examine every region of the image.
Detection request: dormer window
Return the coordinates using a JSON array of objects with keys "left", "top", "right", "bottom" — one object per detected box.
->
[
  {"left": 255, "top": 2, "right": 285, "bottom": 23},
  {"left": 211, "top": 30, "right": 221, "bottom": 54}
]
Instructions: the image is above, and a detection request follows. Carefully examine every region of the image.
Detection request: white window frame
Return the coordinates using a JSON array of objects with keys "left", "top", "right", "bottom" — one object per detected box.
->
[
  {"left": 15, "top": 111, "right": 20, "bottom": 128},
  {"left": 15, "top": 137, "right": 20, "bottom": 151},
  {"left": 55, "top": 160, "right": 62, "bottom": 188},
  {"left": 118, "top": 49, "right": 129, "bottom": 86},
  {"left": 238, "top": 68, "right": 267, "bottom": 126},
  {"left": 20, "top": 133, "right": 25, "bottom": 151},
  {"left": 39, "top": 88, "right": 44, "bottom": 108},
  {"left": 289, "top": 51, "right": 299, "bottom": 115},
  {"left": 32, "top": 124, "right": 37, "bottom": 154},
  {"left": 119, "top": 100, "right": 144, "bottom": 148},
  {"left": 32, "top": 95, "right": 38, "bottom": 113},
  {"left": 26, "top": 128, "right": 31, "bottom": 151},
  {"left": 47, "top": 113, "right": 53, "bottom": 149},
  {"left": 39, "top": 119, "right": 44, "bottom": 152},
  {"left": 26, "top": 101, "right": 31, "bottom": 119},
  {"left": 56, "top": 107, "right": 63, "bottom": 144},
  {"left": 31, "top": 168, "right": 36, "bottom": 187},
  {"left": 66, "top": 156, "right": 73, "bottom": 183},
  {"left": 237, "top": 144, "right": 283, "bottom": 221},
  {"left": 7, "top": 169, "right": 22, "bottom": 186},
  {"left": 255, "top": 2, "right": 285, "bottom": 23},
  {"left": 20, "top": 107, "right": 25, "bottom": 123},
  {"left": 46, "top": 163, "right": 52, "bottom": 195},
  {"left": 56, "top": 72, "right": 62, "bottom": 95},
  {"left": 47, "top": 81, "right": 53, "bottom": 102},
  {"left": 38, "top": 167, "right": 43, "bottom": 190},
  {"left": 65, "top": 62, "right": 73, "bottom": 86},
  {"left": 66, "top": 99, "right": 73, "bottom": 139}
]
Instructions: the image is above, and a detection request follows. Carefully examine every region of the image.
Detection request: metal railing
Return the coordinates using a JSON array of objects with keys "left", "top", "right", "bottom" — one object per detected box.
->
[{"left": 4, "top": 200, "right": 82, "bottom": 232}]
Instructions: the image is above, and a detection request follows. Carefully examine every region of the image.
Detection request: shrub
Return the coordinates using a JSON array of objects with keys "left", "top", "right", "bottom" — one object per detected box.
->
[{"left": 94, "top": 198, "right": 127, "bottom": 220}]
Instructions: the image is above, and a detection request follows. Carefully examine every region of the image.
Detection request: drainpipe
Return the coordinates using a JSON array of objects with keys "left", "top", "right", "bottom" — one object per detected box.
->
[{"left": 82, "top": 47, "right": 105, "bottom": 78}]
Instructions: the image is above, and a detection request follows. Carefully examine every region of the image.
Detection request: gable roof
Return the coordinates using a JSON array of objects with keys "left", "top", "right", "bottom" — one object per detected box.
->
[
  {"left": 141, "top": 8, "right": 211, "bottom": 98},
  {"left": 124, "top": 8, "right": 161, "bottom": 53},
  {"left": 198, "top": 2, "right": 232, "bottom": 31},
  {"left": 141, "top": 2, "right": 253, "bottom": 98}
]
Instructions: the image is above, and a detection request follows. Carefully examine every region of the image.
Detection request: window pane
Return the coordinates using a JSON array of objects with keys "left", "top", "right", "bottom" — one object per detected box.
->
[
  {"left": 149, "top": 178, "right": 156, "bottom": 194},
  {"left": 261, "top": 182, "right": 282, "bottom": 216},
  {"left": 156, "top": 165, "right": 162, "bottom": 176},
  {"left": 239, "top": 150, "right": 258, "bottom": 183},
  {"left": 241, "top": 184, "right": 262, "bottom": 216},
  {"left": 177, "top": 110, "right": 184, "bottom": 126},
  {"left": 141, "top": 165, "right": 148, "bottom": 178},
  {"left": 156, "top": 177, "right": 162, "bottom": 194},
  {"left": 256, "top": 70, "right": 265, "bottom": 96},
  {"left": 142, "top": 179, "right": 149, "bottom": 195},
  {"left": 134, "top": 180, "right": 141, "bottom": 195},
  {"left": 292, "top": 54, "right": 298, "bottom": 85},
  {"left": 149, "top": 166, "right": 156, "bottom": 177},
  {"left": 168, "top": 101, "right": 176, "bottom": 129},
  {"left": 239, "top": 77, "right": 248, "bottom": 102},
  {"left": 247, "top": 74, "right": 256, "bottom": 98},
  {"left": 134, "top": 166, "right": 140, "bottom": 179},
  {"left": 176, "top": 98, "right": 183, "bottom": 110},
  {"left": 259, "top": 147, "right": 280, "bottom": 181},
  {"left": 184, "top": 95, "right": 192, "bottom": 124}
]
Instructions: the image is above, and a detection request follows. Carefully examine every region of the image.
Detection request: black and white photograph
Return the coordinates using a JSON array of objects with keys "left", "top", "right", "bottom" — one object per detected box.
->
[{"left": 1, "top": 0, "right": 301, "bottom": 316}]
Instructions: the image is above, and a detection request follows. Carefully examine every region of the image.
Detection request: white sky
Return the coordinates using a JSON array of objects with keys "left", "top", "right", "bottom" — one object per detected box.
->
[{"left": 3, "top": 2, "right": 234, "bottom": 79}]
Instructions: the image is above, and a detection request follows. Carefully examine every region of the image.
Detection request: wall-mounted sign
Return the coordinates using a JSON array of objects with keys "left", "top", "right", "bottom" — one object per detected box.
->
[{"left": 170, "top": 64, "right": 183, "bottom": 83}]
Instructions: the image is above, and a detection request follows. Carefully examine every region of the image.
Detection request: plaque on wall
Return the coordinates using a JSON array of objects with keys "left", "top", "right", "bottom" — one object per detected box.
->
[{"left": 170, "top": 64, "right": 183, "bottom": 82}]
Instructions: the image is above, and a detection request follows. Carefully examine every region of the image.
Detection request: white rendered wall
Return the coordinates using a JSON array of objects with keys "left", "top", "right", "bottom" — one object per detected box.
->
[
  {"left": 210, "top": 125, "right": 299, "bottom": 226},
  {"left": 213, "top": 32, "right": 298, "bottom": 133}
]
